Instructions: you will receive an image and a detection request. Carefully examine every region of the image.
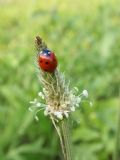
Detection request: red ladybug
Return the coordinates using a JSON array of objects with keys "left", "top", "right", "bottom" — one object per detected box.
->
[{"left": 38, "top": 49, "right": 57, "bottom": 73}]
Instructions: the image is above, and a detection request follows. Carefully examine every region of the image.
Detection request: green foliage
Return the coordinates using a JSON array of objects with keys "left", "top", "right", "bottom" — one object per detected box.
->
[{"left": 0, "top": 0, "right": 119, "bottom": 159}]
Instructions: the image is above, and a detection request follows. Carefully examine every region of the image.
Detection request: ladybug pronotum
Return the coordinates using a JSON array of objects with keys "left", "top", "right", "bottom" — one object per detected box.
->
[{"left": 38, "top": 49, "right": 57, "bottom": 73}]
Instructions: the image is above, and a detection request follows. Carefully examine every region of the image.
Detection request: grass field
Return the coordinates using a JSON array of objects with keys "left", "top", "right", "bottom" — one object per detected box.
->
[{"left": 0, "top": 0, "right": 120, "bottom": 160}]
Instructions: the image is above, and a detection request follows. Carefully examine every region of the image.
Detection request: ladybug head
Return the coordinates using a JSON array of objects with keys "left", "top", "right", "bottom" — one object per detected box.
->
[{"left": 40, "top": 49, "right": 51, "bottom": 56}]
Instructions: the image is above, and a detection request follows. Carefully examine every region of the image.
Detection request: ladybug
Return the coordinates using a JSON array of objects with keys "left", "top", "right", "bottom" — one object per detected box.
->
[{"left": 38, "top": 49, "right": 57, "bottom": 73}]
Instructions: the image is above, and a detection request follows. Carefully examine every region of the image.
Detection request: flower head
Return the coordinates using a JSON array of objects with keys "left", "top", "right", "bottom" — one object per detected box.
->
[
  {"left": 29, "top": 69, "right": 89, "bottom": 121},
  {"left": 29, "top": 36, "right": 91, "bottom": 122}
]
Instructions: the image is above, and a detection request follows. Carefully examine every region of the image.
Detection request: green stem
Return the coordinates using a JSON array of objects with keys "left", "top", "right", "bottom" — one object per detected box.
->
[
  {"left": 114, "top": 89, "right": 120, "bottom": 160},
  {"left": 60, "top": 119, "right": 73, "bottom": 160}
]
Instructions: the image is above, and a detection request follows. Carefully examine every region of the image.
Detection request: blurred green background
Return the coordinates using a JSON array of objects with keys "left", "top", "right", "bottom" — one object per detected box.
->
[{"left": 0, "top": 0, "right": 120, "bottom": 160}]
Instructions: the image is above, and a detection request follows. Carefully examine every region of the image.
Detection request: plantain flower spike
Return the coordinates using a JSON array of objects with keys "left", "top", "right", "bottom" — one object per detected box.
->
[{"left": 29, "top": 36, "right": 91, "bottom": 122}]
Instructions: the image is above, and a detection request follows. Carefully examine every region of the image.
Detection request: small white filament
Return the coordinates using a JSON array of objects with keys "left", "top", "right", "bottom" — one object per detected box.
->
[{"left": 82, "top": 90, "right": 88, "bottom": 97}]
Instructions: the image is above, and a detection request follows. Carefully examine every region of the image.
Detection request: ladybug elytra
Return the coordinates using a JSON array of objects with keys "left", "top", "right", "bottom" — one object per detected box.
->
[{"left": 38, "top": 49, "right": 57, "bottom": 73}]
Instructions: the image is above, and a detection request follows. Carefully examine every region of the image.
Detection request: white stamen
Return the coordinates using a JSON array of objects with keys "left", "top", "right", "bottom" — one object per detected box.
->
[
  {"left": 38, "top": 92, "right": 44, "bottom": 99},
  {"left": 29, "top": 101, "right": 34, "bottom": 104},
  {"left": 74, "top": 87, "right": 78, "bottom": 92},
  {"left": 36, "top": 103, "right": 41, "bottom": 107},
  {"left": 29, "top": 98, "right": 37, "bottom": 104},
  {"left": 71, "top": 106, "right": 75, "bottom": 111},
  {"left": 44, "top": 110, "right": 48, "bottom": 116},
  {"left": 38, "top": 91, "right": 42, "bottom": 95},
  {"left": 43, "top": 88, "right": 46, "bottom": 93},
  {"left": 64, "top": 112, "right": 69, "bottom": 118},
  {"left": 54, "top": 112, "right": 63, "bottom": 120},
  {"left": 82, "top": 90, "right": 88, "bottom": 97}
]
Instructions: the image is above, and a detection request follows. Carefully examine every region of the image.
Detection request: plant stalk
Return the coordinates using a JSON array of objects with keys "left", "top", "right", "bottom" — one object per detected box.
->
[
  {"left": 114, "top": 88, "right": 120, "bottom": 160},
  {"left": 59, "top": 119, "right": 73, "bottom": 160}
]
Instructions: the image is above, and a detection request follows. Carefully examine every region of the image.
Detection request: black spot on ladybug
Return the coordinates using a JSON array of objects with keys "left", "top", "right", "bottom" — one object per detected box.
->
[
  {"left": 44, "top": 69, "right": 48, "bottom": 71},
  {"left": 45, "top": 62, "right": 49, "bottom": 65},
  {"left": 40, "top": 60, "right": 42, "bottom": 63}
]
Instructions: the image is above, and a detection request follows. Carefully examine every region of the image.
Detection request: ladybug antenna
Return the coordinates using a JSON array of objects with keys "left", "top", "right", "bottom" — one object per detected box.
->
[{"left": 35, "top": 36, "right": 47, "bottom": 52}]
